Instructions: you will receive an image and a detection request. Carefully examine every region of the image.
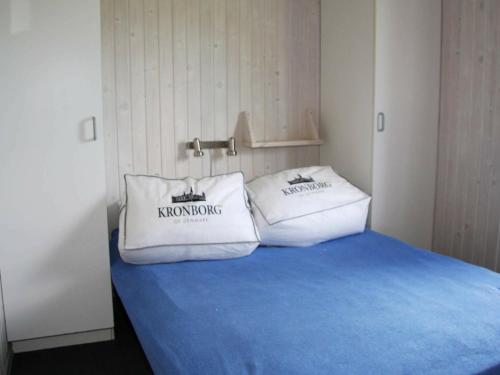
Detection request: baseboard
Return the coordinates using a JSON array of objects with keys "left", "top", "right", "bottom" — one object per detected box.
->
[{"left": 11, "top": 328, "right": 114, "bottom": 353}]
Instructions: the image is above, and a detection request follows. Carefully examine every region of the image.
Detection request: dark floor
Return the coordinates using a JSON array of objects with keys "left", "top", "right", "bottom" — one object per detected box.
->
[{"left": 11, "top": 292, "right": 153, "bottom": 375}]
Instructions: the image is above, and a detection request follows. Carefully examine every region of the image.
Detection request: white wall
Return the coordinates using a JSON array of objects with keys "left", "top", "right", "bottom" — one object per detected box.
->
[{"left": 320, "top": 0, "right": 374, "bottom": 194}]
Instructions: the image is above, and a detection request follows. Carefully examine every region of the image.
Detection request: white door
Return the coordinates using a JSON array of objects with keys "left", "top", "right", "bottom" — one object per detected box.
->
[
  {"left": 371, "top": 0, "right": 441, "bottom": 249},
  {"left": 0, "top": 0, "right": 113, "bottom": 341}
]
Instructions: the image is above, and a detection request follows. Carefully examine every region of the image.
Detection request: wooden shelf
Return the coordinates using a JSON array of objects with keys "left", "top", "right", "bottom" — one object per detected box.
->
[
  {"left": 243, "top": 139, "right": 323, "bottom": 148},
  {"left": 238, "top": 110, "right": 323, "bottom": 149}
]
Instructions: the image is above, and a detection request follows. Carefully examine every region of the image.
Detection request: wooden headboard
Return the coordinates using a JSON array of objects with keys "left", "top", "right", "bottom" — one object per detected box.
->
[{"left": 101, "top": 0, "right": 320, "bottom": 229}]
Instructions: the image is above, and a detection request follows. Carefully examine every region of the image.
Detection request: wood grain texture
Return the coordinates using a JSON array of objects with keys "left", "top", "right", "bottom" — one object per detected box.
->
[
  {"left": 434, "top": 0, "right": 500, "bottom": 272},
  {"left": 101, "top": 0, "right": 320, "bottom": 226},
  {"left": 101, "top": 0, "right": 120, "bottom": 231}
]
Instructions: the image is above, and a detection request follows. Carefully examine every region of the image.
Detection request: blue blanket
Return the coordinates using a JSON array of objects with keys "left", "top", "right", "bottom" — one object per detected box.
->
[{"left": 110, "top": 230, "right": 500, "bottom": 375}]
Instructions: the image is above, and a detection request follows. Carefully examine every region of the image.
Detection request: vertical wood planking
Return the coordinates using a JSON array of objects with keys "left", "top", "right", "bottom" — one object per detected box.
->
[
  {"left": 238, "top": 0, "right": 254, "bottom": 179},
  {"left": 495, "top": 0, "right": 500, "bottom": 272},
  {"left": 434, "top": 0, "right": 461, "bottom": 254},
  {"left": 144, "top": 0, "right": 162, "bottom": 175},
  {"left": 435, "top": 0, "right": 500, "bottom": 272},
  {"left": 227, "top": 0, "right": 242, "bottom": 173},
  {"left": 472, "top": 0, "right": 495, "bottom": 266},
  {"left": 187, "top": 0, "right": 203, "bottom": 178},
  {"left": 485, "top": 0, "right": 500, "bottom": 270},
  {"left": 113, "top": 0, "right": 133, "bottom": 199},
  {"left": 448, "top": 0, "right": 473, "bottom": 259},
  {"left": 101, "top": 0, "right": 120, "bottom": 231},
  {"left": 304, "top": 0, "right": 321, "bottom": 166},
  {"left": 298, "top": 0, "right": 320, "bottom": 167},
  {"left": 294, "top": 0, "right": 307, "bottom": 167},
  {"left": 275, "top": 0, "right": 290, "bottom": 170},
  {"left": 102, "top": 0, "right": 321, "bottom": 225},
  {"left": 251, "top": 0, "right": 267, "bottom": 177},
  {"left": 158, "top": 0, "right": 175, "bottom": 178},
  {"left": 288, "top": 0, "right": 302, "bottom": 167},
  {"left": 263, "top": 0, "right": 278, "bottom": 173},
  {"left": 200, "top": 0, "right": 215, "bottom": 176},
  {"left": 213, "top": 0, "right": 228, "bottom": 174},
  {"left": 129, "top": 0, "right": 147, "bottom": 173},
  {"left": 458, "top": 0, "right": 486, "bottom": 262},
  {"left": 173, "top": 0, "right": 189, "bottom": 177}
]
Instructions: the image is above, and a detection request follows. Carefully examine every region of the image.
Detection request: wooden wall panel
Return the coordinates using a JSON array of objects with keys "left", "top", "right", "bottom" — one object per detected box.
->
[
  {"left": 101, "top": 0, "right": 320, "bottom": 229},
  {"left": 434, "top": 0, "right": 500, "bottom": 272}
]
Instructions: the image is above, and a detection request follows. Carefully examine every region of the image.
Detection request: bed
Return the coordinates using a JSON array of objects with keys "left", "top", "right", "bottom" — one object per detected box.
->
[{"left": 110, "top": 230, "right": 500, "bottom": 375}]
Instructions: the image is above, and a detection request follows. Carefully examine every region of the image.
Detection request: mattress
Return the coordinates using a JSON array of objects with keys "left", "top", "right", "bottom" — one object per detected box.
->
[{"left": 110, "top": 230, "right": 500, "bottom": 375}]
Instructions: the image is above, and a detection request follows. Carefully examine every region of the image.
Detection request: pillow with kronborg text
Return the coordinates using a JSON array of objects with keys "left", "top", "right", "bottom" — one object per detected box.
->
[
  {"left": 245, "top": 166, "right": 371, "bottom": 247},
  {"left": 118, "top": 172, "right": 260, "bottom": 264}
]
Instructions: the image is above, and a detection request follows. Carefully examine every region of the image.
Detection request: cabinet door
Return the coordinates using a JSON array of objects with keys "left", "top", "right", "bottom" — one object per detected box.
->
[
  {"left": 372, "top": 0, "right": 441, "bottom": 248},
  {"left": 0, "top": 0, "right": 113, "bottom": 340}
]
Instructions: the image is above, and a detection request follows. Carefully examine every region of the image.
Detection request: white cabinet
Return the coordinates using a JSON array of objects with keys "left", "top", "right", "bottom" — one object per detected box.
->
[
  {"left": 0, "top": 0, "right": 114, "bottom": 351},
  {"left": 321, "top": 0, "right": 441, "bottom": 249}
]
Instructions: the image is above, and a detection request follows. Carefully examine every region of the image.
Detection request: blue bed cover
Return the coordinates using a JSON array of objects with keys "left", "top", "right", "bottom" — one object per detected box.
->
[{"left": 110, "top": 230, "right": 500, "bottom": 375}]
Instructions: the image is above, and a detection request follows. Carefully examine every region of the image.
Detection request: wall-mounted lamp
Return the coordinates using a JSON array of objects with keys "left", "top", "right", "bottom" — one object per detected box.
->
[
  {"left": 192, "top": 137, "right": 204, "bottom": 157},
  {"left": 186, "top": 137, "right": 238, "bottom": 157},
  {"left": 226, "top": 137, "right": 237, "bottom": 156}
]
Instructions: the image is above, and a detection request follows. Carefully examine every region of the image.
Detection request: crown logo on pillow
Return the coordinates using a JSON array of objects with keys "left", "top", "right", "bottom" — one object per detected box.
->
[{"left": 287, "top": 174, "right": 315, "bottom": 185}]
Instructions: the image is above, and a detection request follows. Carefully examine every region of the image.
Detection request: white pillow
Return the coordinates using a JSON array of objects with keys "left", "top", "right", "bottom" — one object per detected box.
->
[
  {"left": 119, "top": 172, "right": 260, "bottom": 264},
  {"left": 245, "top": 166, "right": 371, "bottom": 247}
]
